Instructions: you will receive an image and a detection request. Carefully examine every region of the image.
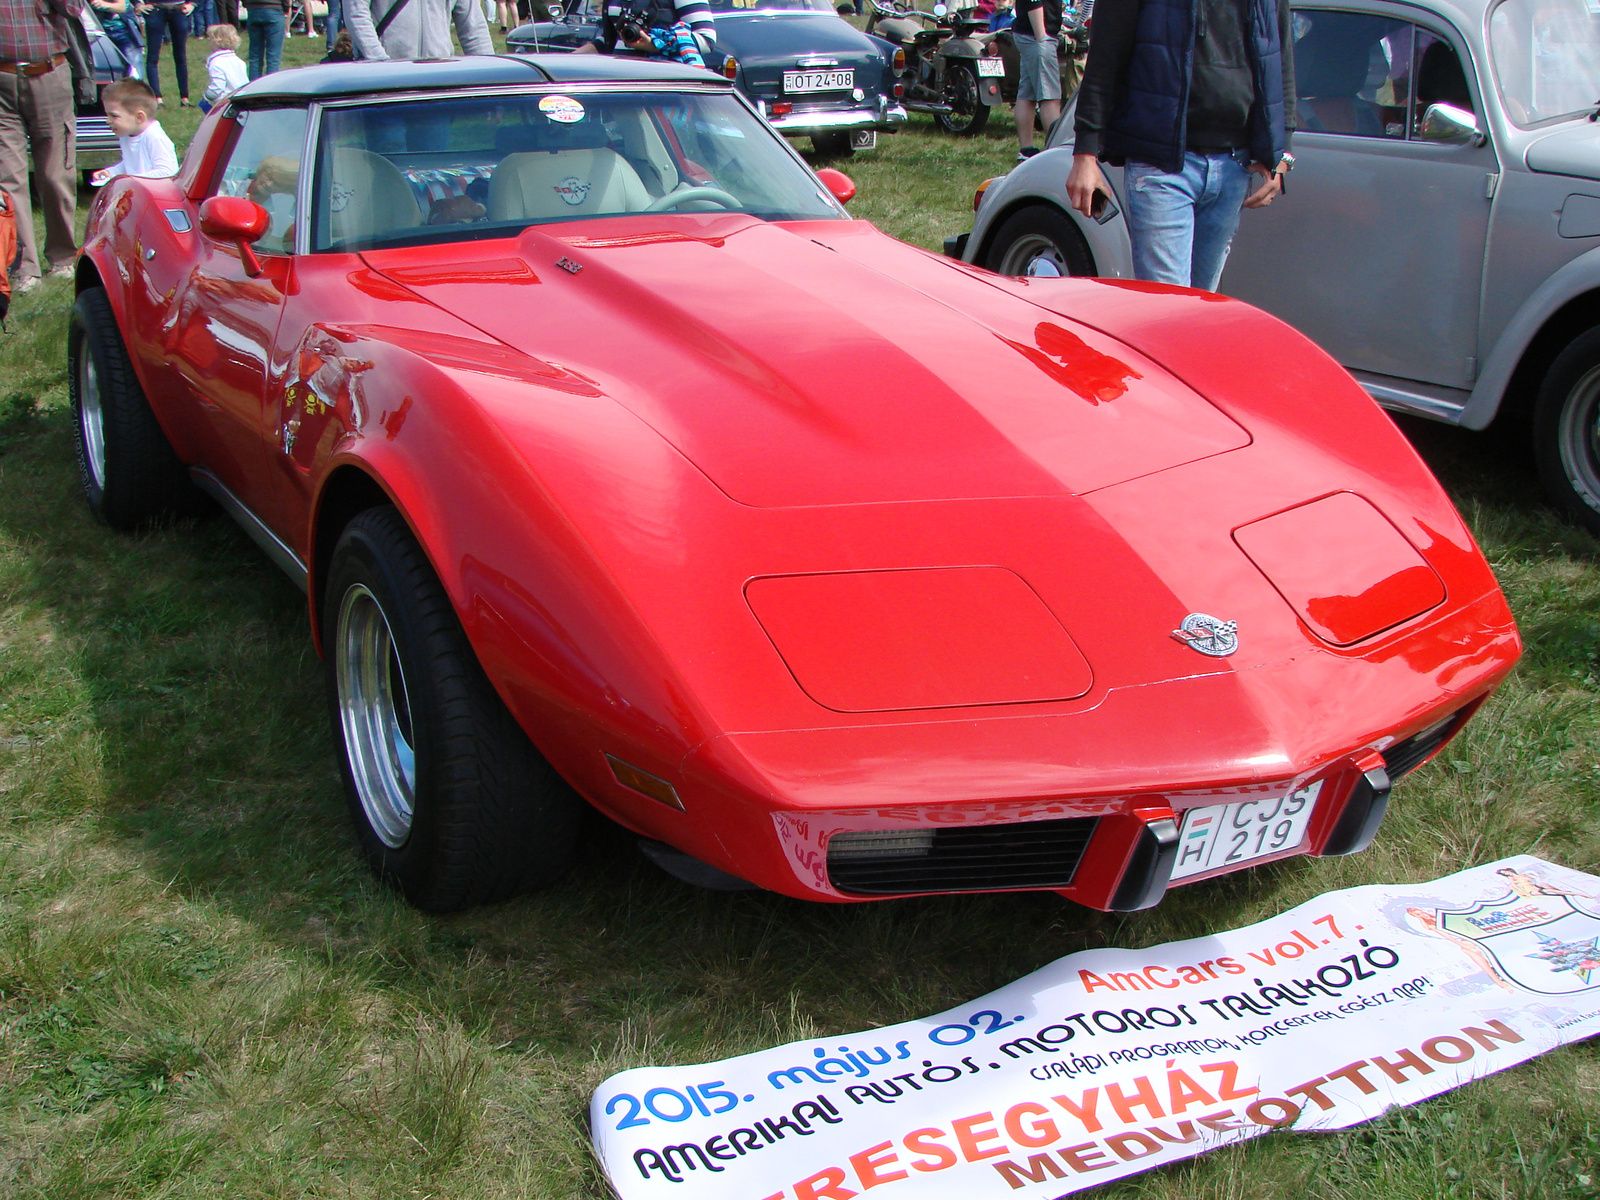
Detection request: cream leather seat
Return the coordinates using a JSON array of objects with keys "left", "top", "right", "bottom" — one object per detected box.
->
[
  {"left": 329, "top": 147, "right": 424, "bottom": 245},
  {"left": 488, "top": 148, "right": 652, "bottom": 222}
]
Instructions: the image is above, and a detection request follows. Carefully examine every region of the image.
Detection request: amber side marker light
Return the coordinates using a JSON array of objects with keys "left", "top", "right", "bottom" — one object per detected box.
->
[
  {"left": 723, "top": 55, "right": 739, "bottom": 80},
  {"left": 974, "top": 177, "right": 997, "bottom": 211},
  {"left": 607, "top": 754, "right": 685, "bottom": 811},
  {"left": 893, "top": 47, "right": 906, "bottom": 73}
]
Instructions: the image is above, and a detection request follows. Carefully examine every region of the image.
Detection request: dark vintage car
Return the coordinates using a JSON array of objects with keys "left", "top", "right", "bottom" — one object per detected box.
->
[{"left": 506, "top": 0, "right": 906, "bottom": 154}]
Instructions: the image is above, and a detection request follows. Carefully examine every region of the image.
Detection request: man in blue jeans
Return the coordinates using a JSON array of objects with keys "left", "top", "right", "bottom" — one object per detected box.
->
[
  {"left": 1064, "top": 0, "right": 1296, "bottom": 290},
  {"left": 243, "top": 0, "right": 286, "bottom": 76}
]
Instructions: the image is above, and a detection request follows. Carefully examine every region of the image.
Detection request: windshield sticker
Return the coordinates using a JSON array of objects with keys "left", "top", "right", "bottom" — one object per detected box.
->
[
  {"left": 540, "top": 95, "right": 587, "bottom": 124},
  {"left": 693, "top": 118, "right": 746, "bottom": 138},
  {"left": 553, "top": 176, "right": 592, "bottom": 206}
]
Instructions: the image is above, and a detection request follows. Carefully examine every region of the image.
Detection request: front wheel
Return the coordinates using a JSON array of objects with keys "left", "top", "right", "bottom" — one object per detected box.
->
[
  {"left": 68, "top": 287, "right": 203, "bottom": 529},
  {"left": 935, "top": 63, "right": 989, "bottom": 136},
  {"left": 1534, "top": 327, "right": 1600, "bottom": 537},
  {"left": 984, "top": 204, "right": 1095, "bottom": 278},
  {"left": 323, "top": 506, "right": 582, "bottom": 911}
]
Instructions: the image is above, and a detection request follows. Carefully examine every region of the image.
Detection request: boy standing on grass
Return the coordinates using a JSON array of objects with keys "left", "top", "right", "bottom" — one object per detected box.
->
[
  {"left": 91, "top": 78, "right": 179, "bottom": 184},
  {"left": 201, "top": 23, "right": 247, "bottom": 112}
]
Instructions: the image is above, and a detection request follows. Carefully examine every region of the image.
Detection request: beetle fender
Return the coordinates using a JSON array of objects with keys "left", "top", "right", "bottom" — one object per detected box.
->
[{"left": 1465, "top": 242, "right": 1600, "bottom": 430}]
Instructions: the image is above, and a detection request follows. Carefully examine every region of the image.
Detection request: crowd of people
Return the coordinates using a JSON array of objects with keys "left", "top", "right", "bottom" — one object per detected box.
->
[{"left": 3, "top": 0, "right": 1294, "bottom": 297}]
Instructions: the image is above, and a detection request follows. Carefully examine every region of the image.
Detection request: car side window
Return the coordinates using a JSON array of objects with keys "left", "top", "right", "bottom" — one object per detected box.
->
[
  {"left": 214, "top": 107, "right": 310, "bottom": 256},
  {"left": 1291, "top": 10, "right": 1412, "bottom": 137},
  {"left": 1412, "top": 29, "right": 1475, "bottom": 132},
  {"left": 1292, "top": 10, "right": 1476, "bottom": 140}
]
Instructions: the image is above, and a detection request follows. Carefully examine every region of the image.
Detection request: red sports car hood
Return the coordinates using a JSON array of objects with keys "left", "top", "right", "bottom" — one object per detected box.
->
[{"left": 361, "top": 215, "right": 1249, "bottom": 507}]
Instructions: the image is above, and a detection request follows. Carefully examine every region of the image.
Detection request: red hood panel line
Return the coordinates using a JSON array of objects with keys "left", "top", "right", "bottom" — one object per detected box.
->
[{"left": 361, "top": 217, "right": 1250, "bottom": 508}]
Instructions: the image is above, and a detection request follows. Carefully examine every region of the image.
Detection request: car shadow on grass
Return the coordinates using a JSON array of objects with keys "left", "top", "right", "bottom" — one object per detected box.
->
[{"left": 0, "top": 401, "right": 1335, "bottom": 1057}]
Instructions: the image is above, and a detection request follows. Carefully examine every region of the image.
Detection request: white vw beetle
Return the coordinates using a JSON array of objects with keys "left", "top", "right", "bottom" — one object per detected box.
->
[{"left": 950, "top": 0, "right": 1600, "bottom": 535}]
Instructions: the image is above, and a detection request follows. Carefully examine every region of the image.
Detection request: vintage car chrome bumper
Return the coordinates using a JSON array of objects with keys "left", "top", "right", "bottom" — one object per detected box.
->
[{"left": 758, "top": 97, "right": 908, "bottom": 134}]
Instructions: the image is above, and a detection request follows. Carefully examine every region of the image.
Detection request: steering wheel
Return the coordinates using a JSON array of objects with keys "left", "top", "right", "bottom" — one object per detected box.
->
[{"left": 645, "top": 186, "right": 742, "bottom": 212}]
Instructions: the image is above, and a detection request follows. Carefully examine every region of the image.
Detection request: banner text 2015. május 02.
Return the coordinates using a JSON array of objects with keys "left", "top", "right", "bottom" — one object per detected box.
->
[{"left": 591, "top": 856, "right": 1600, "bottom": 1199}]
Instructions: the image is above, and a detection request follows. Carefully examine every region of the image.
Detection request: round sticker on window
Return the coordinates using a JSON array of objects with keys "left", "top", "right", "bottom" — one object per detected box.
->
[{"left": 539, "top": 95, "right": 586, "bottom": 124}]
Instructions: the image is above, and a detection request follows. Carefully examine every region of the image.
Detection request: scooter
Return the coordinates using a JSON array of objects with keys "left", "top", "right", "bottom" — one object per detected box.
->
[{"left": 866, "top": 0, "right": 1003, "bottom": 135}]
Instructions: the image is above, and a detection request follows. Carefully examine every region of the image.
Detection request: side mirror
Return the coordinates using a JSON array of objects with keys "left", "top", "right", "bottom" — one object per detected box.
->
[
  {"left": 932, "top": 2, "right": 947, "bottom": 13},
  {"left": 816, "top": 167, "right": 856, "bottom": 204},
  {"left": 546, "top": 1, "right": 564, "bottom": 19},
  {"left": 199, "top": 194, "right": 270, "bottom": 276},
  {"left": 1418, "top": 101, "right": 1484, "bottom": 145}
]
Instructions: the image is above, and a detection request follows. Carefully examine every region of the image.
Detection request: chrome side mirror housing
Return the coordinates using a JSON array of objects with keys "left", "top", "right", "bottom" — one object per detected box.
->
[{"left": 1419, "top": 102, "right": 1486, "bottom": 146}]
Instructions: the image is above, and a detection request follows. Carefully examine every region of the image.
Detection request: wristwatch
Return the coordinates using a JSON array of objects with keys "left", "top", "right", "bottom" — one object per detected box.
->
[{"left": 1275, "top": 152, "right": 1296, "bottom": 175}]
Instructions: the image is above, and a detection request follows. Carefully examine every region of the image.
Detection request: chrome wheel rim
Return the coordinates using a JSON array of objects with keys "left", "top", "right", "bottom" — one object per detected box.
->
[
  {"left": 335, "top": 583, "right": 417, "bottom": 849},
  {"left": 78, "top": 348, "right": 107, "bottom": 491},
  {"left": 1557, "top": 364, "right": 1600, "bottom": 516},
  {"left": 997, "top": 233, "right": 1068, "bottom": 278}
]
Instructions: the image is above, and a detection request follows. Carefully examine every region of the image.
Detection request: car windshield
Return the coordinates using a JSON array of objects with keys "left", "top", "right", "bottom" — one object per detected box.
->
[
  {"left": 1489, "top": 0, "right": 1600, "bottom": 125},
  {"left": 309, "top": 89, "right": 843, "bottom": 252},
  {"left": 708, "top": 0, "right": 836, "bottom": 11}
]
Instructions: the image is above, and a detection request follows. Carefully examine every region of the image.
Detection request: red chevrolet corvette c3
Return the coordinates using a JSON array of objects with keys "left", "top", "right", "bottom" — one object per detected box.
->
[{"left": 68, "top": 56, "right": 1521, "bottom": 913}]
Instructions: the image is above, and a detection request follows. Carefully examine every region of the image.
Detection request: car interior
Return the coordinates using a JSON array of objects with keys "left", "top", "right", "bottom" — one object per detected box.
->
[
  {"left": 1291, "top": 9, "right": 1475, "bottom": 139},
  {"left": 306, "top": 91, "right": 840, "bottom": 252}
]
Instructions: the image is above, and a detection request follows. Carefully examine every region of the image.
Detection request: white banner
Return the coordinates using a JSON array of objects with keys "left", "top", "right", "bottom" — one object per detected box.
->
[{"left": 591, "top": 857, "right": 1600, "bottom": 1199}]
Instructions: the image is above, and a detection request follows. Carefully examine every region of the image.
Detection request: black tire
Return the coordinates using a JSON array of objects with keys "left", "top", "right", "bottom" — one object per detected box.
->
[
  {"left": 68, "top": 287, "right": 202, "bottom": 529},
  {"left": 1534, "top": 326, "right": 1600, "bottom": 538},
  {"left": 935, "top": 63, "right": 989, "bottom": 135},
  {"left": 983, "top": 204, "right": 1096, "bottom": 278},
  {"left": 810, "top": 131, "right": 855, "bottom": 157},
  {"left": 323, "top": 506, "right": 582, "bottom": 911}
]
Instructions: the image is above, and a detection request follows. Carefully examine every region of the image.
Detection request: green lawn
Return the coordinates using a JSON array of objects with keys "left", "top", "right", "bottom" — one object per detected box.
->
[{"left": 1, "top": 30, "right": 1597, "bottom": 1200}]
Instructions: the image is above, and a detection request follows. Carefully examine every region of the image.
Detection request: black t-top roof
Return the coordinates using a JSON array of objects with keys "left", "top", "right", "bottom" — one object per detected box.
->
[{"left": 230, "top": 54, "right": 730, "bottom": 102}]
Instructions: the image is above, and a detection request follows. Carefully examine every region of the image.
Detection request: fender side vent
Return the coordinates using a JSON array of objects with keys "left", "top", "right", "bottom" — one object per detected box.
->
[{"left": 827, "top": 816, "right": 1099, "bottom": 896}]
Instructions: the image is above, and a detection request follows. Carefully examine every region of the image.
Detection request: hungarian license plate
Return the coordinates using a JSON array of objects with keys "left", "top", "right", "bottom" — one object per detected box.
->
[
  {"left": 977, "top": 57, "right": 1005, "bottom": 76},
  {"left": 784, "top": 69, "right": 854, "bottom": 93},
  {"left": 1170, "top": 781, "right": 1323, "bottom": 881}
]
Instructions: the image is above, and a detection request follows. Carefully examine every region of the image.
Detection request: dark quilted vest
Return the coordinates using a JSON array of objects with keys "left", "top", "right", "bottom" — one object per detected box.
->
[{"left": 1102, "top": 0, "right": 1287, "bottom": 174}]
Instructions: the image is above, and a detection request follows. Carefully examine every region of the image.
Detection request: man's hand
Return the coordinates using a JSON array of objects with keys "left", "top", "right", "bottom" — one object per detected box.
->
[
  {"left": 1243, "top": 162, "right": 1282, "bottom": 209},
  {"left": 625, "top": 30, "right": 654, "bottom": 49},
  {"left": 1065, "top": 152, "right": 1108, "bottom": 219}
]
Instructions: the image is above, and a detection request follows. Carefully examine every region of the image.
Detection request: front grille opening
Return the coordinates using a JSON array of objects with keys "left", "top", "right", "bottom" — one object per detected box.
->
[
  {"left": 1383, "top": 711, "right": 1463, "bottom": 781},
  {"left": 827, "top": 816, "right": 1100, "bottom": 896}
]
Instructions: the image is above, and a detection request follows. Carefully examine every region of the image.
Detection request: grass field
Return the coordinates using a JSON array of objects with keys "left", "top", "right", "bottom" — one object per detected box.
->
[{"left": 1, "top": 28, "right": 1598, "bottom": 1200}]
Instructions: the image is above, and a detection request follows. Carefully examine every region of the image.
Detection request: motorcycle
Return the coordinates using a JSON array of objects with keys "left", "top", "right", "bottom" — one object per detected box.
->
[{"left": 866, "top": 0, "right": 1003, "bottom": 136}]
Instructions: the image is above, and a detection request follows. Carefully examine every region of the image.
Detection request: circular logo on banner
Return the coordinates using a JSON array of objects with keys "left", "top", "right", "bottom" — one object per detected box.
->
[{"left": 539, "top": 95, "right": 586, "bottom": 124}]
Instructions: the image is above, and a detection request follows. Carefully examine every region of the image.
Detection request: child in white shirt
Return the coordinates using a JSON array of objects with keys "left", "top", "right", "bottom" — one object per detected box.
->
[
  {"left": 201, "top": 24, "right": 249, "bottom": 114},
  {"left": 91, "top": 79, "right": 180, "bottom": 185}
]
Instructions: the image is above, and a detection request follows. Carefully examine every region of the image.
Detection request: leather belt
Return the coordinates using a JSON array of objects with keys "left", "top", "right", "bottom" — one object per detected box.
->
[{"left": 0, "top": 53, "right": 67, "bottom": 78}]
